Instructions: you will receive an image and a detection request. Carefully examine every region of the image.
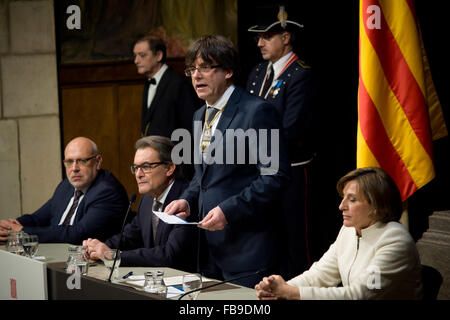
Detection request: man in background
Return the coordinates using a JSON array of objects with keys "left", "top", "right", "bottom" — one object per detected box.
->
[
  {"left": 134, "top": 35, "right": 201, "bottom": 179},
  {"left": 247, "top": 4, "right": 315, "bottom": 279}
]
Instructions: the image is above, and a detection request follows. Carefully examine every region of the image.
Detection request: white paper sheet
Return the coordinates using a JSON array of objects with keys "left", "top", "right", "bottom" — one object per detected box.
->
[{"left": 153, "top": 211, "right": 198, "bottom": 225}]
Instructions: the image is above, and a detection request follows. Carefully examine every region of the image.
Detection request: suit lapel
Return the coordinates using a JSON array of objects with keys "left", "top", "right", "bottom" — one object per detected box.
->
[
  {"left": 154, "top": 180, "right": 181, "bottom": 244},
  {"left": 58, "top": 187, "right": 75, "bottom": 224},
  {"left": 146, "top": 68, "right": 170, "bottom": 122},
  {"left": 141, "top": 80, "right": 151, "bottom": 132},
  {"left": 214, "top": 87, "right": 241, "bottom": 136}
]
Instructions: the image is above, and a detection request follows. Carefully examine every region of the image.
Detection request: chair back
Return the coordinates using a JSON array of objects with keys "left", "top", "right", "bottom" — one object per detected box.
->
[{"left": 422, "top": 264, "right": 443, "bottom": 300}]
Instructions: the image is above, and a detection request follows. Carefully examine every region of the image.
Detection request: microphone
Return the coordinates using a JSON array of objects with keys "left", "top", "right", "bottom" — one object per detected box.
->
[
  {"left": 107, "top": 193, "right": 137, "bottom": 282},
  {"left": 178, "top": 269, "right": 267, "bottom": 300}
]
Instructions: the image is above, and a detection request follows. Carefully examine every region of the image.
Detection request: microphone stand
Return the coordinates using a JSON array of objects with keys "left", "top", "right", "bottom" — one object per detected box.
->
[
  {"left": 107, "top": 194, "right": 136, "bottom": 282},
  {"left": 178, "top": 269, "right": 266, "bottom": 300}
]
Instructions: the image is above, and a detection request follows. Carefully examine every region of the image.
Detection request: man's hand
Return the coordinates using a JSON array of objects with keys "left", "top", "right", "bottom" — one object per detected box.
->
[
  {"left": 0, "top": 219, "right": 12, "bottom": 241},
  {"left": 164, "top": 199, "right": 190, "bottom": 220},
  {"left": 8, "top": 219, "right": 23, "bottom": 232},
  {"left": 83, "top": 238, "right": 111, "bottom": 260},
  {"left": 198, "top": 206, "right": 228, "bottom": 231}
]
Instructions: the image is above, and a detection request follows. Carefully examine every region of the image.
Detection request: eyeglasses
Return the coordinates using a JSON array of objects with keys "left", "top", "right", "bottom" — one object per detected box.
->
[
  {"left": 130, "top": 161, "right": 167, "bottom": 175},
  {"left": 184, "top": 65, "right": 222, "bottom": 77},
  {"left": 63, "top": 155, "right": 97, "bottom": 167}
]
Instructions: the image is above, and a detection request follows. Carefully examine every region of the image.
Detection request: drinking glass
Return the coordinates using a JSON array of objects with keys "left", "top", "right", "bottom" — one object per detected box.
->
[
  {"left": 182, "top": 273, "right": 202, "bottom": 300},
  {"left": 22, "top": 234, "right": 39, "bottom": 258},
  {"left": 144, "top": 270, "right": 167, "bottom": 297},
  {"left": 103, "top": 250, "right": 121, "bottom": 282},
  {"left": 6, "top": 230, "right": 24, "bottom": 255}
]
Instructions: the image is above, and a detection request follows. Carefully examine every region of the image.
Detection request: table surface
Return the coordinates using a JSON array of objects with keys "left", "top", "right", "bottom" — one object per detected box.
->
[{"left": 1, "top": 243, "right": 257, "bottom": 300}]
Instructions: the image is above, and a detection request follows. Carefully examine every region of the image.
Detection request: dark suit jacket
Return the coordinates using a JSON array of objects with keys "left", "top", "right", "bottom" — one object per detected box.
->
[
  {"left": 105, "top": 179, "right": 197, "bottom": 271},
  {"left": 182, "top": 86, "right": 290, "bottom": 274},
  {"left": 17, "top": 169, "right": 129, "bottom": 244},
  {"left": 142, "top": 66, "right": 200, "bottom": 137},
  {"left": 247, "top": 59, "right": 314, "bottom": 162}
]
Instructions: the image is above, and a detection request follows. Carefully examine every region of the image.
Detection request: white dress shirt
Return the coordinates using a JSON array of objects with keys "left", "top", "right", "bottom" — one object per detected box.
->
[{"left": 147, "top": 64, "right": 168, "bottom": 108}]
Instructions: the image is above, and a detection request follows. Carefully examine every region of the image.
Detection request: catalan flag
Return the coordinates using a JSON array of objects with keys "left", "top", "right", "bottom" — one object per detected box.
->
[{"left": 358, "top": 0, "right": 448, "bottom": 200}]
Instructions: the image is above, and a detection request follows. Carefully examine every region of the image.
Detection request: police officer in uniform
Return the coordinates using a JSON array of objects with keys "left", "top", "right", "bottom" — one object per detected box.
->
[{"left": 246, "top": 4, "right": 314, "bottom": 280}]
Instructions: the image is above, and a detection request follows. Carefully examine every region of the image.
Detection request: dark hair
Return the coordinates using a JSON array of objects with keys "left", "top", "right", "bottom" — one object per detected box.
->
[
  {"left": 135, "top": 135, "right": 180, "bottom": 178},
  {"left": 134, "top": 35, "right": 166, "bottom": 63},
  {"left": 185, "top": 35, "right": 241, "bottom": 81},
  {"left": 336, "top": 167, "right": 403, "bottom": 223}
]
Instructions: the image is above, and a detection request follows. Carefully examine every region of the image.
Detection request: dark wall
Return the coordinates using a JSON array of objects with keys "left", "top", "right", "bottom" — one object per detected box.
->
[{"left": 238, "top": 0, "right": 450, "bottom": 259}]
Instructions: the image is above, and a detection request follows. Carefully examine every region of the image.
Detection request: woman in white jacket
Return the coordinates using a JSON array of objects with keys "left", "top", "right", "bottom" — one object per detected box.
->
[{"left": 255, "top": 167, "right": 423, "bottom": 300}]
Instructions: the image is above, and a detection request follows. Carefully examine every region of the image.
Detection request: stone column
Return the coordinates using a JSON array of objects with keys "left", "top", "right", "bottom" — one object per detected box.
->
[
  {"left": 0, "top": 0, "right": 61, "bottom": 219},
  {"left": 416, "top": 210, "right": 450, "bottom": 299}
]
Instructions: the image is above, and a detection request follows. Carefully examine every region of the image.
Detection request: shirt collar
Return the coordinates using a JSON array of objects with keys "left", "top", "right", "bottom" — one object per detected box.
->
[
  {"left": 207, "top": 85, "right": 235, "bottom": 110},
  {"left": 156, "top": 180, "right": 174, "bottom": 205},
  {"left": 359, "top": 221, "right": 386, "bottom": 239},
  {"left": 149, "top": 63, "right": 168, "bottom": 84},
  {"left": 271, "top": 51, "right": 294, "bottom": 79}
]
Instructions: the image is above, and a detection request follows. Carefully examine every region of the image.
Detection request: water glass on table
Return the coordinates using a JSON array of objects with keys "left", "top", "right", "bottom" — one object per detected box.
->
[
  {"left": 103, "top": 250, "right": 121, "bottom": 282},
  {"left": 182, "top": 273, "right": 202, "bottom": 300},
  {"left": 6, "top": 230, "right": 24, "bottom": 255},
  {"left": 144, "top": 270, "right": 167, "bottom": 297},
  {"left": 22, "top": 234, "right": 39, "bottom": 258}
]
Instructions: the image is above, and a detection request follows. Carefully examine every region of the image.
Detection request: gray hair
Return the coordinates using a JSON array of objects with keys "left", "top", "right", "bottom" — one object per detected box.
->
[{"left": 135, "top": 135, "right": 174, "bottom": 163}]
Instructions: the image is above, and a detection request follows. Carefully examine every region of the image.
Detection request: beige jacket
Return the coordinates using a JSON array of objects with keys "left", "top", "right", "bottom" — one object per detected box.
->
[{"left": 287, "top": 221, "right": 423, "bottom": 299}]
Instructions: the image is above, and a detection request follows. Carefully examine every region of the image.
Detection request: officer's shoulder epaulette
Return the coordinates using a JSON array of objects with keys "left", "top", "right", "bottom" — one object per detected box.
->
[{"left": 296, "top": 59, "right": 311, "bottom": 69}]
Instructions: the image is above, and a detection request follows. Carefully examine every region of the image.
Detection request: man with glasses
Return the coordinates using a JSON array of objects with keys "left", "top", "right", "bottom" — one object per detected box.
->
[
  {"left": 0, "top": 137, "right": 128, "bottom": 244},
  {"left": 83, "top": 136, "right": 196, "bottom": 271},
  {"left": 246, "top": 5, "right": 315, "bottom": 280},
  {"left": 165, "top": 35, "right": 290, "bottom": 288}
]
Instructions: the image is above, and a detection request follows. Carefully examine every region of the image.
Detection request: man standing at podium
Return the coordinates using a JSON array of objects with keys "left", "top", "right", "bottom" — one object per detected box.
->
[{"left": 165, "top": 35, "right": 290, "bottom": 287}]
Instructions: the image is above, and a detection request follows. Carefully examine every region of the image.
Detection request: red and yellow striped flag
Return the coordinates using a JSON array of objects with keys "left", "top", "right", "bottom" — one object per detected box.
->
[{"left": 358, "top": 0, "right": 448, "bottom": 200}]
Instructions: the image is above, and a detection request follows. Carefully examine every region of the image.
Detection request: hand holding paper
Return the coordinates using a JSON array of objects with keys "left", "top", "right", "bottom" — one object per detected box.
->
[{"left": 164, "top": 199, "right": 190, "bottom": 220}]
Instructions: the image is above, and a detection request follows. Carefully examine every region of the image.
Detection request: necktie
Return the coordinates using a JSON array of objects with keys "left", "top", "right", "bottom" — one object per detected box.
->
[
  {"left": 148, "top": 78, "right": 156, "bottom": 85},
  {"left": 206, "top": 106, "right": 220, "bottom": 125},
  {"left": 152, "top": 200, "right": 163, "bottom": 242},
  {"left": 261, "top": 65, "right": 274, "bottom": 97},
  {"left": 63, "top": 190, "right": 83, "bottom": 226}
]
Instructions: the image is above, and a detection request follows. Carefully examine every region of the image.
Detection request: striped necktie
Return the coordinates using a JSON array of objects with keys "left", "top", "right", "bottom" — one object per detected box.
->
[
  {"left": 63, "top": 190, "right": 83, "bottom": 226},
  {"left": 152, "top": 200, "right": 163, "bottom": 242}
]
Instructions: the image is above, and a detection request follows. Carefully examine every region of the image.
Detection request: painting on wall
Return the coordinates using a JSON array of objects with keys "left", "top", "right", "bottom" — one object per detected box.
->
[{"left": 55, "top": 0, "right": 237, "bottom": 64}]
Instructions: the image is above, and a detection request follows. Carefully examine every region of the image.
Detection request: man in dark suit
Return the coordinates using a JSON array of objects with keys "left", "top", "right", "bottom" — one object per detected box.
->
[
  {"left": 83, "top": 136, "right": 196, "bottom": 271},
  {"left": 165, "top": 35, "right": 290, "bottom": 288},
  {"left": 246, "top": 4, "right": 315, "bottom": 279},
  {"left": 0, "top": 137, "right": 129, "bottom": 244},
  {"left": 134, "top": 36, "right": 200, "bottom": 180}
]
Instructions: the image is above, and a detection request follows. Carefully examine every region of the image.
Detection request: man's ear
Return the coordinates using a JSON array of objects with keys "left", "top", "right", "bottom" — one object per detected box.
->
[
  {"left": 225, "top": 69, "right": 234, "bottom": 80},
  {"left": 95, "top": 154, "right": 103, "bottom": 170},
  {"left": 156, "top": 50, "right": 163, "bottom": 63},
  {"left": 166, "top": 163, "right": 176, "bottom": 177},
  {"left": 282, "top": 32, "right": 291, "bottom": 45}
]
